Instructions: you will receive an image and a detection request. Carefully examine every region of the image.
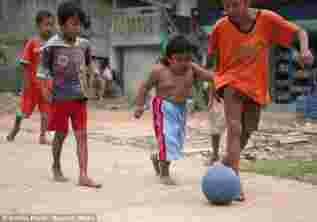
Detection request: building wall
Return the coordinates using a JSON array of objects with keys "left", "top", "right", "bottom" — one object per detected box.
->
[
  {"left": 176, "top": 0, "right": 197, "bottom": 17},
  {"left": 0, "top": 0, "right": 59, "bottom": 34},
  {"left": 122, "top": 46, "right": 160, "bottom": 92},
  {"left": 111, "top": 0, "right": 199, "bottom": 95},
  {"left": 80, "top": 0, "right": 112, "bottom": 57},
  {"left": 110, "top": 3, "right": 163, "bottom": 94}
]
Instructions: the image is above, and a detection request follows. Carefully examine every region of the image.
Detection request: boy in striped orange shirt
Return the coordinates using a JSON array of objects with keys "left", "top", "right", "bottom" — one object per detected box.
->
[{"left": 208, "top": 0, "right": 314, "bottom": 201}]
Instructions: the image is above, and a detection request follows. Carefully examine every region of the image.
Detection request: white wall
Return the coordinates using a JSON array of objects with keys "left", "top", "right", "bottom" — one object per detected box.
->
[{"left": 176, "top": 0, "right": 197, "bottom": 17}]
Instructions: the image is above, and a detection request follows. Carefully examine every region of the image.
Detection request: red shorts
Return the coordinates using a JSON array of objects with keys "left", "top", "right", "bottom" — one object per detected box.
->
[
  {"left": 20, "top": 84, "right": 51, "bottom": 117},
  {"left": 48, "top": 100, "right": 87, "bottom": 134}
]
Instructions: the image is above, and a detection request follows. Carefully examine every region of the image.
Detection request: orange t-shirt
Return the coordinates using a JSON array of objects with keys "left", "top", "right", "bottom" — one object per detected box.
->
[
  {"left": 20, "top": 37, "right": 43, "bottom": 87},
  {"left": 208, "top": 10, "right": 300, "bottom": 105}
]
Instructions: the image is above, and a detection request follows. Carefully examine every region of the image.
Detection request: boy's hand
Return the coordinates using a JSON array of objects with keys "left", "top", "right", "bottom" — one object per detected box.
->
[
  {"left": 300, "top": 48, "right": 314, "bottom": 66},
  {"left": 134, "top": 106, "right": 145, "bottom": 119},
  {"left": 39, "top": 80, "right": 52, "bottom": 103},
  {"left": 42, "top": 89, "right": 52, "bottom": 103}
]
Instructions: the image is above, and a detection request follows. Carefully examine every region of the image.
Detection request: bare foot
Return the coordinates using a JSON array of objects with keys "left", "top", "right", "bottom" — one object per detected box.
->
[
  {"left": 150, "top": 153, "right": 160, "bottom": 176},
  {"left": 52, "top": 167, "right": 69, "bottom": 182},
  {"left": 234, "top": 183, "right": 246, "bottom": 202},
  {"left": 234, "top": 192, "right": 246, "bottom": 202},
  {"left": 79, "top": 176, "right": 102, "bottom": 189},
  {"left": 160, "top": 176, "right": 177, "bottom": 186},
  {"left": 39, "top": 136, "right": 51, "bottom": 145},
  {"left": 6, "top": 134, "right": 14, "bottom": 142}
]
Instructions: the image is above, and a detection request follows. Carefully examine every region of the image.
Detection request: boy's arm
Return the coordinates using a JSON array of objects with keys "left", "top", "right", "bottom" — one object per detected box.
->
[
  {"left": 191, "top": 59, "right": 216, "bottom": 104},
  {"left": 19, "top": 40, "right": 33, "bottom": 89},
  {"left": 268, "top": 11, "right": 314, "bottom": 65},
  {"left": 134, "top": 67, "right": 158, "bottom": 119},
  {"left": 191, "top": 62, "right": 214, "bottom": 82},
  {"left": 297, "top": 29, "right": 314, "bottom": 66}
]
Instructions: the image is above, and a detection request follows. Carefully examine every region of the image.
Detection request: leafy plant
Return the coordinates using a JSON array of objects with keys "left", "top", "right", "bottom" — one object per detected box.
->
[{"left": 192, "top": 80, "right": 209, "bottom": 112}]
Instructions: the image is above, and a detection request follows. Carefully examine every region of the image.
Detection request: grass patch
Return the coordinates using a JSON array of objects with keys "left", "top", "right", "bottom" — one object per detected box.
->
[{"left": 241, "top": 159, "right": 317, "bottom": 179}]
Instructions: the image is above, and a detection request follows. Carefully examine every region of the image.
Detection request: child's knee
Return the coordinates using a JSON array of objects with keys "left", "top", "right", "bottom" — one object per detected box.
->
[
  {"left": 54, "top": 131, "right": 68, "bottom": 142},
  {"left": 227, "top": 119, "right": 242, "bottom": 136}
]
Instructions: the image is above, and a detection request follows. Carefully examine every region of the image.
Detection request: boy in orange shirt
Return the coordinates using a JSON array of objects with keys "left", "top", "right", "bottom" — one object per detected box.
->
[
  {"left": 208, "top": 0, "right": 314, "bottom": 201},
  {"left": 7, "top": 10, "right": 55, "bottom": 145}
]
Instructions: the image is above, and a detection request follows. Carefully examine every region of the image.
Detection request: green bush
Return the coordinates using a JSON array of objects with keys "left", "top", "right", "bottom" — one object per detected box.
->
[{"left": 192, "top": 80, "right": 209, "bottom": 112}]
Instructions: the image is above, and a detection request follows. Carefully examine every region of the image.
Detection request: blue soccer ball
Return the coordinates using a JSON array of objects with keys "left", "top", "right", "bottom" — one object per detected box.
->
[{"left": 201, "top": 164, "right": 241, "bottom": 205}]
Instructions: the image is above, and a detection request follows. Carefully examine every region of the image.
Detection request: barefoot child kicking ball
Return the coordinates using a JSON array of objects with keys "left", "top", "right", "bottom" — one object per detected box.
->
[
  {"left": 208, "top": 0, "right": 314, "bottom": 200},
  {"left": 37, "top": 1, "right": 101, "bottom": 188},
  {"left": 7, "top": 10, "right": 55, "bottom": 145},
  {"left": 134, "top": 35, "right": 214, "bottom": 185}
]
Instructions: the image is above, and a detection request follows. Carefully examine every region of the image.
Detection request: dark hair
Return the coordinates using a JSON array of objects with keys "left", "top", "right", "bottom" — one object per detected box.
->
[
  {"left": 57, "top": 1, "right": 86, "bottom": 26},
  {"left": 165, "top": 35, "right": 193, "bottom": 58},
  {"left": 35, "top": 10, "right": 53, "bottom": 26}
]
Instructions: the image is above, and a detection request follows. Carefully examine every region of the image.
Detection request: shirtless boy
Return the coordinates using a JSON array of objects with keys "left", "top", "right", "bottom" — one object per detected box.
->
[{"left": 134, "top": 35, "right": 214, "bottom": 185}]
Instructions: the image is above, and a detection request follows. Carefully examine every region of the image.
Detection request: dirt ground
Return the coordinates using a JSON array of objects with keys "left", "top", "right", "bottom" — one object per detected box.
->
[{"left": 0, "top": 96, "right": 317, "bottom": 221}]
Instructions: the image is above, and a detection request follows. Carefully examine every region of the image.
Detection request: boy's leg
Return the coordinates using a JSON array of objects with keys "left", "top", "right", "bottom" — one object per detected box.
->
[
  {"left": 72, "top": 101, "right": 101, "bottom": 188},
  {"left": 208, "top": 105, "right": 226, "bottom": 165},
  {"left": 6, "top": 111, "right": 23, "bottom": 141},
  {"left": 159, "top": 160, "right": 176, "bottom": 185},
  {"left": 160, "top": 103, "right": 186, "bottom": 185},
  {"left": 39, "top": 112, "right": 50, "bottom": 145},
  {"left": 150, "top": 153, "right": 160, "bottom": 176},
  {"left": 152, "top": 97, "right": 183, "bottom": 185},
  {"left": 52, "top": 132, "right": 68, "bottom": 182},
  {"left": 38, "top": 94, "right": 52, "bottom": 145},
  {"left": 98, "top": 79, "right": 106, "bottom": 101},
  {"left": 235, "top": 99, "right": 260, "bottom": 201},
  {"left": 209, "top": 134, "right": 221, "bottom": 165},
  {"left": 7, "top": 88, "right": 35, "bottom": 141},
  {"left": 49, "top": 101, "right": 69, "bottom": 182},
  {"left": 151, "top": 97, "right": 162, "bottom": 177},
  {"left": 222, "top": 87, "right": 245, "bottom": 200},
  {"left": 241, "top": 101, "right": 261, "bottom": 150}
]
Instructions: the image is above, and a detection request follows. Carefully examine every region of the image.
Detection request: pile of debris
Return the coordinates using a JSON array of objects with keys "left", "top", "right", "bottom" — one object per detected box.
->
[
  {"left": 184, "top": 124, "right": 317, "bottom": 162},
  {"left": 242, "top": 129, "right": 311, "bottom": 161}
]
